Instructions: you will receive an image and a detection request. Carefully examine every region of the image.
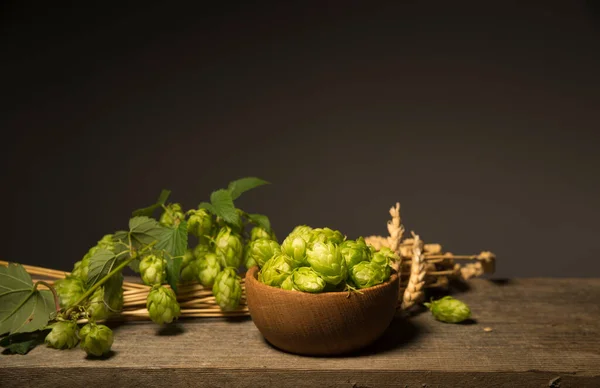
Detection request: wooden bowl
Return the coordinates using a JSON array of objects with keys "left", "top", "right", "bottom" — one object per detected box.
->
[{"left": 245, "top": 266, "right": 400, "bottom": 356}]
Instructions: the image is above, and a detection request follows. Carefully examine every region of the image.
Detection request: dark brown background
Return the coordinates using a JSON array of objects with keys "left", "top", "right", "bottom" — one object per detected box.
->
[{"left": 1, "top": 1, "right": 599, "bottom": 277}]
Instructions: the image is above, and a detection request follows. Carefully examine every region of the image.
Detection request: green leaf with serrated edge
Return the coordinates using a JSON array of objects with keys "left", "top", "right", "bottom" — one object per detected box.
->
[
  {"left": 0, "top": 329, "right": 50, "bottom": 355},
  {"left": 198, "top": 202, "right": 216, "bottom": 214},
  {"left": 210, "top": 189, "right": 239, "bottom": 225},
  {"left": 86, "top": 248, "right": 117, "bottom": 287},
  {"left": 246, "top": 213, "right": 272, "bottom": 233},
  {"left": 227, "top": 177, "right": 269, "bottom": 200},
  {"left": 165, "top": 257, "right": 183, "bottom": 294},
  {"left": 155, "top": 221, "right": 188, "bottom": 258},
  {"left": 0, "top": 263, "right": 56, "bottom": 336},
  {"left": 129, "top": 216, "right": 165, "bottom": 245},
  {"left": 132, "top": 189, "right": 172, "bottom": 217}
]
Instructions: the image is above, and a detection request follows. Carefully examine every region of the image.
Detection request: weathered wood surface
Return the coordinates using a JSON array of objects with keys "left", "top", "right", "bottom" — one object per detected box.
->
[{"left": 1, "top": 278, "right": 599, "bottom": 387}]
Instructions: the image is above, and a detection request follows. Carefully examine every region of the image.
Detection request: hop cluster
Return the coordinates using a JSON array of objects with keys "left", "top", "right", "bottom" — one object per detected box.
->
[{"left": 258, "top": 225, "right": 398, "bottom": 293}]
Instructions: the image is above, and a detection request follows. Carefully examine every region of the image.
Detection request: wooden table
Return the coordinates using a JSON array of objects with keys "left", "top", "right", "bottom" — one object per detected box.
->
[{"left": 1, "top": 278, "right": 599, "bottom": 387}]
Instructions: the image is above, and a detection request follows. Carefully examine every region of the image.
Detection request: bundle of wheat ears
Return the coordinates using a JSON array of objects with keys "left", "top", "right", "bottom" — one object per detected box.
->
[{"left": 2, "top": 202, "right": 495, "bottom": 321}]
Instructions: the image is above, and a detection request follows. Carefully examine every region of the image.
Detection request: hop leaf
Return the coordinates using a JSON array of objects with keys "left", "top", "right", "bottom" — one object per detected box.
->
[{"left": 0, "top": 263, "right": 56, "bottom": 336}]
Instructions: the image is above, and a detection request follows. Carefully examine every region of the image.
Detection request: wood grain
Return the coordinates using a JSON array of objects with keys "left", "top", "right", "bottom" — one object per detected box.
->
[{"left": 1, "top": 278, "right": 599, "bottom": 387}]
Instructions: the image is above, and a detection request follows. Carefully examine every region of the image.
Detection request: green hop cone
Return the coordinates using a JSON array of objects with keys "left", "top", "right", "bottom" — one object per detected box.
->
[
  {"left": 215, "top": 226, "right": 244, "bottom": 268},
  {"left": 340, "top": 238, "right": 371, "bottom": 270},
  {"left": 424, "top": 296, "right": 472, "bottom": 323},
  {"left": 147, "top": 285, "right": 181, "bottom": 325},
  {"left": 306, "top": 241, "right": 347, "bottom": 285},
  {"left": 159, "top": 203, "right": 185, "bottom": 227},
  {"left": 291, "top": 267, "right": 326, "bottom": 293},
  {"left": 280, "top": 275, "right": 294, "bottom": 291},
  {"left": 79, "top": 323, "right": 114, "bottom": 357},
  {"left": 197, "top": 253, "right": 221, "bottom": 287},
  {"left": 250, "top": 226, "right": 277, "bottom": 242},
  {"left": 180, "top": 249, "right": 201, "bottom": 284},
  {"left": 349, "top": 261, "right": 389, "bottom": 289},
  {"left": 281, "top": 235, "right": 308, "bottom": 268},
  {"left": 54, "top": 277, "right": 86, "bottom": 309},
  {"left": 243, "top": 244, "right": 257, "bottom": 269},
  {"left": 193, "top": 243, "right": 210, "bottom": 259},
  {"left": 245, "top": 238, "right": 281, "bottom": 268},
  {"left": 258, "top": 254, "right": 293, "bottom": 287},
  {"left": 187, "top": 208, "right": 214, "bottom": 241},
  {"left": 213, "top": 267, "right": 242, "bottom": 311},
  {"left": 288, "top": 225, "right": 313, "bottom": 241},
  {"left": 45, "top": 321, "right": 79, "bottom": 349},
  {"left": 310, "top": 227, "right": 345, "bottom": 245},
  {"left": 96, "top": 234, "right": 115, "bottom": 252},
  {"left": 139, "top": 254, "right": 167, "bottom": 286},
  {"left": 72, "top": 246, "right": 95, "bottom": 282},
  {"left": 371, "top": 246, "right": 399, "bottom": 268}
]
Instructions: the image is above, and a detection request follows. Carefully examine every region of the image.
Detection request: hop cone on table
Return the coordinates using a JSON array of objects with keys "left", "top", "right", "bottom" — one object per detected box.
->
[
  {"left": 45, "top": 321, "right": 79, "bottom": 349},
  {"left": 79, "top": 323, "right": 114, "bottom": 357},
  {"left": 54, "top": 277, "right": 86, "bottom": 309},
  {"left": 424, "top": 296, "right": 472, "bottom": 323},
  {"left": 212, "top": 267, "right": 242, "bottom": 311},
  {"left": 215, "top": 226, "right": 243, "bottom": 269},
  {"left": 147, "top": 285, "right": 181, "bottom": 325},
  {"left": 139, "top": 254, "right": 166, "bottom": 286}
]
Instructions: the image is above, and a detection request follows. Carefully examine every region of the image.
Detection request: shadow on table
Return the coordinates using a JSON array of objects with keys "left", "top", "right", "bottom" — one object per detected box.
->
[
  {"left": 261, "top": 316, "right": 422, "bottom": 358},
  {"left": 85, "top": 350, "right": 118, "bottom": 360}
]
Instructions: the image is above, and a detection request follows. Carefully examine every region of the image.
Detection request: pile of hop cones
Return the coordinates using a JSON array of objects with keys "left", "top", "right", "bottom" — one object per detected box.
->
[{"left": 6, "top": 201, "right": 494, "bottom": 321}]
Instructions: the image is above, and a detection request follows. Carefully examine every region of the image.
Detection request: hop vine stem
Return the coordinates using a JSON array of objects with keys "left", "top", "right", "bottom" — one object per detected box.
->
[{"left": 34, "top": 280, "right": 60, "bottom": 311}]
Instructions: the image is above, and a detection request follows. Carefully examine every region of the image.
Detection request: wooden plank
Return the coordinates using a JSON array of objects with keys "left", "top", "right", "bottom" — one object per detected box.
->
[{"left": 1, "top": 278, "right": 599, "bottom": 387}]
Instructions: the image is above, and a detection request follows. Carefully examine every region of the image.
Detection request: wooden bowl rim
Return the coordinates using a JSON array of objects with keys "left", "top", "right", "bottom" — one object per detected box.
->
[{"left": 245, "top": 265, "right": 399, "bottom": 300}]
